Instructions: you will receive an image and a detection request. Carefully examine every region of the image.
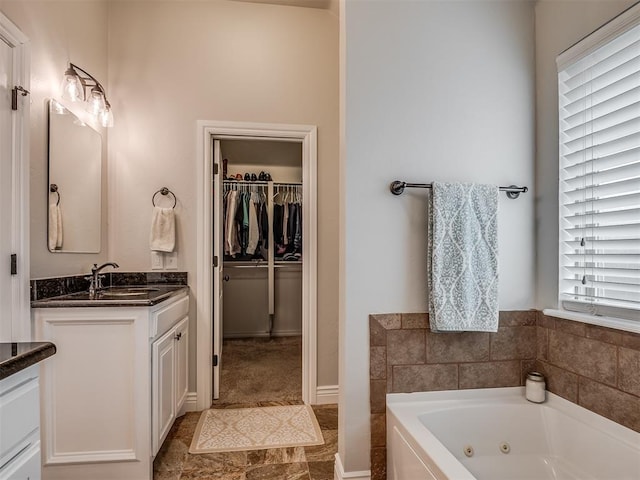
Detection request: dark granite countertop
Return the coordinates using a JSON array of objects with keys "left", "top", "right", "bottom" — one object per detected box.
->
[
  {"left": 0, "top": 342, "right": 56, "bottom": 381},
  {"left": 31, "top": 285, "right": 188, "bottom": 308}
]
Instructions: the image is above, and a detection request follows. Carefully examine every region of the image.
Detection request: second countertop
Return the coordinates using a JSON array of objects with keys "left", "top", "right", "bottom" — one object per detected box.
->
[{"left": 0, "top": 342, "right": 56, "bottom": 381}]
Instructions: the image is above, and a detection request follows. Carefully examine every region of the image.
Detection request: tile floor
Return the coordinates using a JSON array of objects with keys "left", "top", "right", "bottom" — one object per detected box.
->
[
  {"left": 153, "top": 336, "right": 336, "bottom": 479},
  {"left": 216, "top": 337, "right": 303, "bottom": 405},
  {"left": 153, "top": 402, "right": 338, "bottom": 480}
]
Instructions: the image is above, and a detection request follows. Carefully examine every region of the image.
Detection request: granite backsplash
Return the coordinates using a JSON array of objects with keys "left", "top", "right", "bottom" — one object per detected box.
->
[{"left": 31, "top": 272, "right": 188, "bottom": 301}]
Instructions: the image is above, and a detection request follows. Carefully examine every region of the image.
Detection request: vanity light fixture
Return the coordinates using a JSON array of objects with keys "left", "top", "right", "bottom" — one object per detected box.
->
[{"left": 60, "top": 63, "right": 114, "bottom": 127}]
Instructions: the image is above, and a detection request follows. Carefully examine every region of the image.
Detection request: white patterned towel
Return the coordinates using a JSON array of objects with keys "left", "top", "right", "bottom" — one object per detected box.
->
[{"left": 427, "top": 182, "right": 499, "bottom": 332}]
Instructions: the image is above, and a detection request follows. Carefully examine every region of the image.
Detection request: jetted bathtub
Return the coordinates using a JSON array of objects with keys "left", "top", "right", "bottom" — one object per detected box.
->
[{"left": 387, "top": 387, "right": 640, "bottom": 480}]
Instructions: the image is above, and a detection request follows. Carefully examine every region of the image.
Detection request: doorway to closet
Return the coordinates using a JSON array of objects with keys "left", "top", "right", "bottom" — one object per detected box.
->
[
  {"left": 217, "top": 139, "right": 303, "bottom": 404},
  {"left": 196, "top": 121, "right": 318, "bottom": 410}
]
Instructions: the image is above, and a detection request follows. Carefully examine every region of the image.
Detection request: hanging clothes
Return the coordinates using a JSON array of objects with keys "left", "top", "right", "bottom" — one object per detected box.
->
[
  {"left": 272, "top": 185, "right": 303, "bottom": 260},
  {"left": 260, "top": 202, "right": 269, "bottom": 249},
  {"left": 293, "top": 203, "right": 302, "bottom": 253},
  {"left": 287, "top": 203, "right": 297, "bottom": 250},
  {"left": 273, "top": 203, "right": 284, "bottom": 248},
  {"left": 247, "top": 194, "right": 260, "bottom": 256},
  {"left": 241, "top": 192, "right": 250, "bottom": 254},
  {"left": 223, "top": 182, "right": 269, "bottom": 260},
  {"left": 223, "top": 182, "right": 303, "bottom": 261},
  {"left": 283, "top": 202, "right": 289, "bottom": 247},
  {"left": 224, "top": 190, "right": 241, "bottom": 256}
]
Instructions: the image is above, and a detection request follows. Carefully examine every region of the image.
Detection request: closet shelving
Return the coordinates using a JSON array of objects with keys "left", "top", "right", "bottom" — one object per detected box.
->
[{"left": 222, "top": 180, "right": 302, "bottom": 336}]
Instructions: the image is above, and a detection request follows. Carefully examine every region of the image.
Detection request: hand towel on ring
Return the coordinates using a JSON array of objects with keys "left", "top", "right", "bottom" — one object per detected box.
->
[
  {"left": 150, "top": 206, "right": 175, "bottom": 252},
  {"left": 48, "top": 203, "right": 63, "bottom": 251}
]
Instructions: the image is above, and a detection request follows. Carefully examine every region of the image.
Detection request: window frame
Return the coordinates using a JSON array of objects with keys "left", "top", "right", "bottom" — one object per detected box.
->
[{"left": 554, "top": 3, "right": 640, "bottom": 333}]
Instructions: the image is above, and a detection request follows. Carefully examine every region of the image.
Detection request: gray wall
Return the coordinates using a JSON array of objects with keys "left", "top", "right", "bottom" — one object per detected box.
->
[{"left": 340, "top": 0, "right": 536, "bottom": 472}]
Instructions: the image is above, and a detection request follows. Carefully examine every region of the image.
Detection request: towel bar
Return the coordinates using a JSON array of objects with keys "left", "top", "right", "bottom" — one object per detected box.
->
[{"left": 390, "top": 181, "right": 528, "bottom": 199}]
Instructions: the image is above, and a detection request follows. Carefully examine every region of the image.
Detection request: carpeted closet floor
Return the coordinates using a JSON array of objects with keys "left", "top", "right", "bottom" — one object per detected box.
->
[{"left": 153, "top": 335, "right": 338, "bottom": 480}]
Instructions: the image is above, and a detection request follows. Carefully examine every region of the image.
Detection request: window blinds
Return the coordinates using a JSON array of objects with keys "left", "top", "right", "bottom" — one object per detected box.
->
[{"left": 557, "top": 17, "right": 640, "bottom": 320}]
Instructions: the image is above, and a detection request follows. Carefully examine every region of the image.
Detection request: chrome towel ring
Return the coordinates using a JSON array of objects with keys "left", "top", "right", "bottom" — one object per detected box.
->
[
  {"left": 152, "top": 187, "right": 177, "bottom": 209},
  {"left": 50, "top": 184, "right": 60, "bottom": 206}
]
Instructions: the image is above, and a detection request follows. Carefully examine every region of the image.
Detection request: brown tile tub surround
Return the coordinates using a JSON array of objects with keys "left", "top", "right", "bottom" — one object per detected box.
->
[
  {"left": 369, "top": 310, "right": 537, "bottom": 480},
  {"left": 368, "top": 310, "right": 640, "bottom": 480},
  {"left": 536, "top": 312, "right": 640, "bottom": 433}
]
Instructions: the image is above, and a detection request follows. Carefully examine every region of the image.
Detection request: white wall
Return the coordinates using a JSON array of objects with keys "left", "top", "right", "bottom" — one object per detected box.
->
[
  {"left": 0, "top": 0, "right": 109, "bottom": 278},
  {"left": 107, "top": 0, "right": 339, "bottom": 390},
  {"left": 534, "top": 0, "right": 636, "bottom": 309},
  {"left": 340, "top": 0, "right": 536, "bottom": 473},
  {"left": 1, "top": 0, "right": 338, "bottom": 393}
]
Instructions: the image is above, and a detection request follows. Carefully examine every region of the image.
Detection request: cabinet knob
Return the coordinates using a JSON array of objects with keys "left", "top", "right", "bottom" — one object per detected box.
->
[{"left": 175, "top": 332, "right": 182, "bottom": 341}]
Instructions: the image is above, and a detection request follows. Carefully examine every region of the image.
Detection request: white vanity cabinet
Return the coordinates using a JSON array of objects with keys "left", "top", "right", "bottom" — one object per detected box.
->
[
  {"left": 151, "top": 315, "right": 188, "bottom": 456},
  {"left": 0, "top": 365, "right": 41, "bottom": 480},
  {"left": 33, "top": 290, "right": 188, "bottom": 480}
]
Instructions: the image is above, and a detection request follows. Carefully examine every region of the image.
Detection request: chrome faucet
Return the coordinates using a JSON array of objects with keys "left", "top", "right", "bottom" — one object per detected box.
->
[{"left": 88, "top": 262, "right": 119, "bottom": 297}]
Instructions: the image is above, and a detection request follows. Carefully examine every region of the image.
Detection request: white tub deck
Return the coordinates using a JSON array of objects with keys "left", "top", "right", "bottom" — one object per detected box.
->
[{"left": 387, "top": 387, "right": 640, "bottom": 480}]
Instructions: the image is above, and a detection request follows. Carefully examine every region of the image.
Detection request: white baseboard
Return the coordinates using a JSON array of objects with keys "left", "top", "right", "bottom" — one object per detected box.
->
[
  {"left": 315, "top": 385, "right": 339, "bottom": 405},
  {"left": 334, "top": 453, "right": 371, "bottom": 480},
  {"left": 181, "top": 392, "right": 198, "bottom": 413}
]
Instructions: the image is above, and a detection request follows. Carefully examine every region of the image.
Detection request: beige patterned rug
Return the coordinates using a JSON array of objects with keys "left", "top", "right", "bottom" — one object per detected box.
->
[{"left": 189, "top": 405, "right": 324, "bottom": 453}]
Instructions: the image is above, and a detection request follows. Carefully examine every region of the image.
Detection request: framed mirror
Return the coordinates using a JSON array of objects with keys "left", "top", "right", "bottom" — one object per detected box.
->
[{"left": 47, "top": 99, "right": 102, "bottom": 253}]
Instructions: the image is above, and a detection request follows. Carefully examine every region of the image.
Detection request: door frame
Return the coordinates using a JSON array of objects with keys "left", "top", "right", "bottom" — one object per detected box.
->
[
  {"left": 196, "top": 120, "right": 318, "bottom": 410},
  {"left": 0, "top": 12, "right": 30, "bottom": 341}
]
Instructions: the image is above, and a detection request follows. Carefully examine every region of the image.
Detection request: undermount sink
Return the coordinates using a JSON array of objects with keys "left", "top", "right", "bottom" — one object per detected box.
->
[
  {"left": 100, "top": 291, "right": 147, "bottom": 297},
  {"left": 98, "top": 287, "right": 160, "bottom": 297}
]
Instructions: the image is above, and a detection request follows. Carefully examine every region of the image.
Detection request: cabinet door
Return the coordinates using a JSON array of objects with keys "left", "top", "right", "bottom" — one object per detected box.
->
[
  {"left": 174, "top": 317, "right": 189, "bottom": 414},
  {"left": 152, "top": 328, "right": 176, "bottom": 456},
  {"left": 1, "top": 440, "right": 41, "bottom": 480}
]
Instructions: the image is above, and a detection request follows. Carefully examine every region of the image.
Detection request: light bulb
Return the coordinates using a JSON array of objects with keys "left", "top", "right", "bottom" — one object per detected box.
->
[
  {"left": 99, "top": 106, "right": 114, "bottom": 128},
  {"left": 61, "top": 67, "right": 83, "bottom": 102},
  {"left": 87, "top": 87, "right": 106, "bottom": 116}
]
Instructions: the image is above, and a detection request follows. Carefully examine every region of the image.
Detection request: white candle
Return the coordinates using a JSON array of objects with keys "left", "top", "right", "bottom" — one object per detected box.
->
[{"left": 526, "top": 372, "right": 546, "bottom": 403}]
